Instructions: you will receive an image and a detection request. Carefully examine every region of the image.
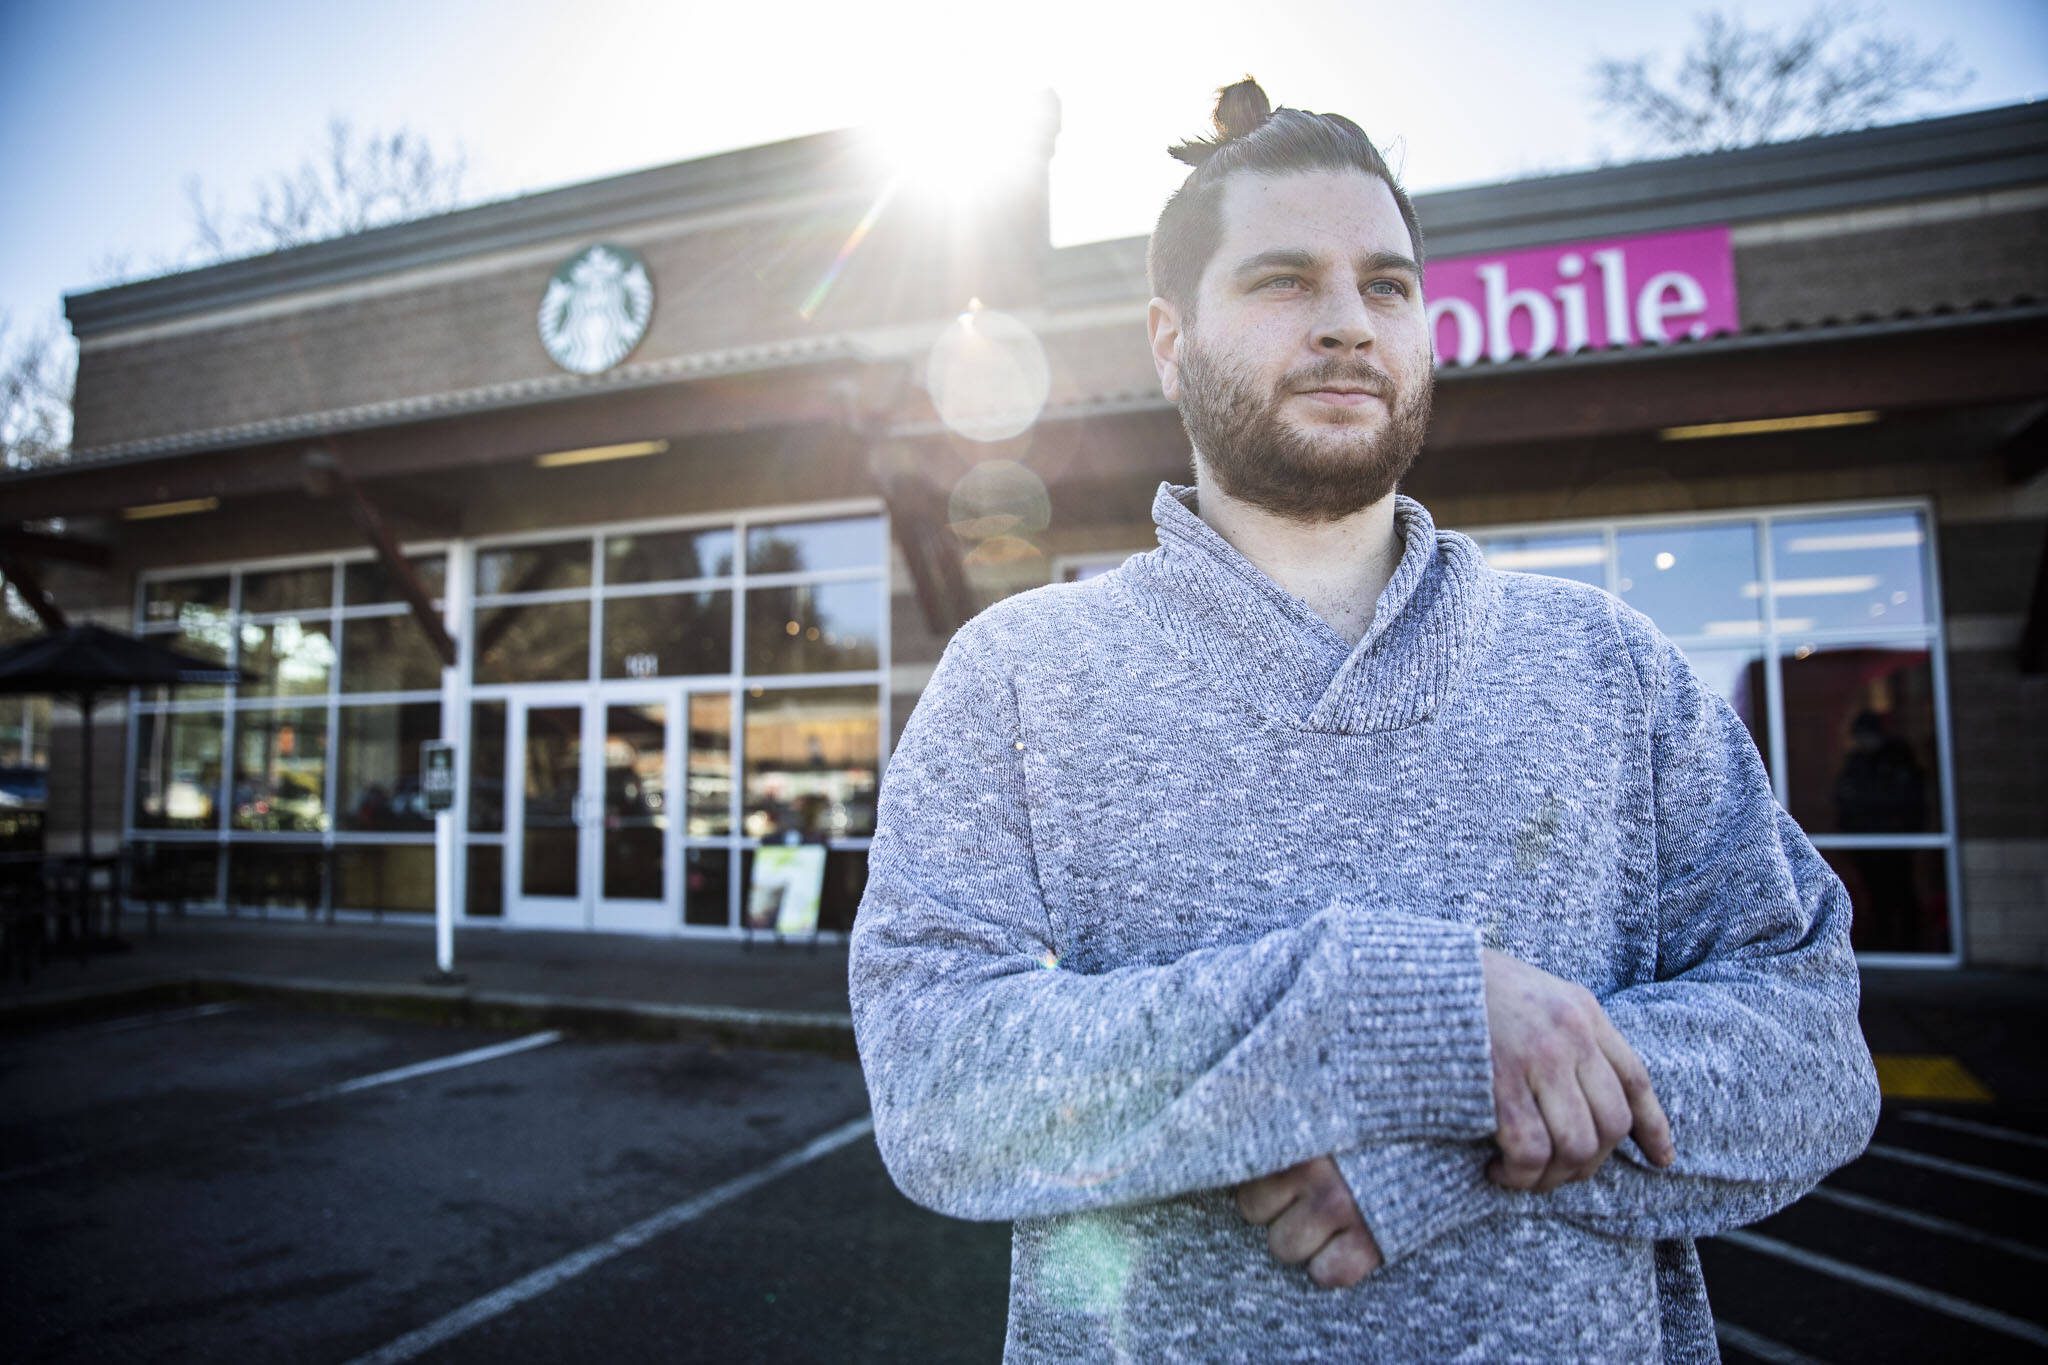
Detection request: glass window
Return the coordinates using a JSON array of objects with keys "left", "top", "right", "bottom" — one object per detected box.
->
[
  {"left": 239, "top": 617, "right": 335, "bottom": 699},
  {"left": 133, "top": 710, "right": 224, "bottom": 830},
  {"left": 345, "top": 554, "right": 447, "bottom": 606},
  {"left": 520, "top": 704, "right": 581, "bottom": 898},
  {"left": 473, "top": 601, "right": 591, "bottom": 684},
  {"left": 232, "top": 707, "right": 330, "bottom": 833},
  {"left": 687, "top": 692, "right": 733, "bottom": 836},
  {"left": 341, "top": 614, "right": 444, "bottom": 693},
  {"left": 140, "top": 610, "right": 235, "bottom": 703},
  {"left": 743, "top": 685, "right": 879, "bottom": 839},
  {"left": 602, "top": 702, "right": 666, "bottom": 901},
  {"left": 466, "top": 843, "right": 503, "bottom": 917},
  {"left": 475, "top": 540, "right": 591, "bottom": 596},
  {"left": 228, "top": 843, "right": 326, "bottom": 911},
  {"left": 602, "top": 591, "right": 733, "bottom": 679},
  {"left": 1823, "top": 847, "right": 1951, "bottom": 955},
  {"left": 1477, "top": 533, "right": 1607, "bottom": 588},
  {"left": 1678, "top": 647, "right": 1770, "bottom": 772},
  {"left": 746, "top": 516, "right": 885, "bottom": 574},
  {"left": 684, "top": 846, "right": 730, "bottom": 927},
  {"left": 143, "top": 575, "right": 230, "bottom": 627},
  {"left": 744, "top": 579, "right": 882, "bottom": 675},
  {"left": 605, "top": 528, "right": 736, "bottom": 584},
  {"left": 820, "top": 847, "right": 869, "bottom": 933},
  {"left": 468, "top": 702, "right": 506, "bottom": 833},
  {"left": 337, "top": 702, "right": 441, "bottom": 832},
  {"left": 334, "top": 844, "right": 435, "bottom": 913},
  {"left": 1768, "top": 511, "right": 1929, "bottom": 633},
  {"left": 1618, "top": 524, "right": 1759, "bottom": 640},
  {"left": 129, "top": 843, "right": 220, "bottom": 904},
  {"left": 240, "top": 564, "right": 334, "bottom": 615},
  {"left": 1780, "top": 644, "right": 1940, "bottom": 836}
]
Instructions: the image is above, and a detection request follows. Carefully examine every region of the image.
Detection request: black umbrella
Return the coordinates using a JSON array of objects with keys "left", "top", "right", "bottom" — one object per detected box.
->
[{"left": 0, "top": 624, "right": 244, "bottom": 870}]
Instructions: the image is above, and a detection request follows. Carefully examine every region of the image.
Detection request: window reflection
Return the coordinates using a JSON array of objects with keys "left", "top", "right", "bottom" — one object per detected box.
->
[
  {"left": 232, "top": 707, "right": 329, "bottom": 833},
  {"left": 1823, "top": 847, "right": 1951, "bottom": 955},
  {"left": 466, "top": 843, "right": 504, "bottom": 917},
  {"left": 134, "top": 710, "right": 223, "bottom": 830},
  {"left": 337, "top": 702, "right": 440, "bottom": 832},
  {"left": 602, "top": 702, "right": 666, "bottom": 902},
  {"left": 334, "top": 844, "right": 435, "bottom": 913},
  {"left": 687, "top": 693, "right": 733, "bottom": 836},
  {"left": 141, "top": 608, "right": 234, "bottom": 703},
  {"left": 468, "top": 702, "right": 506, "bottom": 833},
  {"left": 1618, "top": 524, "right": 1759, "bottom": 639},
  {"left": 241, "top": 565, "right": 334, "bottom": 615},
  {"left": 602, "top": 591, "right": 732, "bottom": 678},
  {"left": 1476, "top": 534, "right": 1607, "bottom": 588},
  {"left": 345, "top": 555, "right": 447, "bottom": 606},
  {"left": 240, "top": 617, "right": 335, "bottom": 698},
  {"left": 685, "top": 846, "right": 731, "bottom": 927},
  {"left": 143, "top": 576, "right": 230, "bottom": 627},
  {"left": 473, "top": 601, "right": 591, "bottom": 684},
  {"left": 746, "top": 517, "right": 884, "bottom": 574},
  {"left": 744, "top": 579, "right": 881, "bottom": 675},
  {"left": 1767, "top": 511, "right": 1928, "bottom": 632},
  {"left": 341, "top": 614, "right": 444, "bottom": 693},
  {"left": 605, "top": 528, "right": 736, "bottom": 584},
  {"left": 743, "top": 686, "right": 878, "bottom": 839},
  {"left": 1781, "top": 644, "right": 1940, "bottom": 836},
  {"left": 475, "top": 540, "right": 592, "bottom": 596},
  {"left": 228, "top": 843, "right": 326, "bottom": 911}
]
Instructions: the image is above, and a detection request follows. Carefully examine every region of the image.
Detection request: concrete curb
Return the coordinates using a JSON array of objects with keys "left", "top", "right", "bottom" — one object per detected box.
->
[{"left": 0, "top": 973, "right": 857, "bottom": 1057}]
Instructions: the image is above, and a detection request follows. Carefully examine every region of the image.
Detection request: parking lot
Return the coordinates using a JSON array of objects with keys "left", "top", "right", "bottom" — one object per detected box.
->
[{"left": 3, "top": 998, "right": 2044, "bottom": 1362}]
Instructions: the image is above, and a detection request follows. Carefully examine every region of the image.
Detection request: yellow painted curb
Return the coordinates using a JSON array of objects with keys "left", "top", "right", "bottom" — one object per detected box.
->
[{"left": 1872, "top": 1053, "right": 1994, "bottom": 1102}]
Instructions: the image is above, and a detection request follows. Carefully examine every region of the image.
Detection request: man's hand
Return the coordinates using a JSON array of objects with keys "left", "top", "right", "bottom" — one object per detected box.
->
[
  {"left": 1234, "top": 1156, "right": 1383, "bottom": 1288},
  {"left": 1482, "top": 948, "right": 1677, "bottom": 1192}
]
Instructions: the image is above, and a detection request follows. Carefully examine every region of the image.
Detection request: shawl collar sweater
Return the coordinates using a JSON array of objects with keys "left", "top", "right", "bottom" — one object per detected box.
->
[{"left": 851, "top": 480, "right": 1877, "bottom": 1362}]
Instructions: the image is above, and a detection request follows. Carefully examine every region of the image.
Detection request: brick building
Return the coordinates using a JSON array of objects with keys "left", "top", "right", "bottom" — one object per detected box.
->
[{"left": 3, "top": 98, "right": 2042, "bottom": 965}]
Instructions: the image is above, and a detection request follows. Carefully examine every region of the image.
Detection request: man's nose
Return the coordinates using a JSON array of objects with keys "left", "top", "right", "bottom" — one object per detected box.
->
[{"left": 1314, "top": 288, "right": 1375, "bottom": 351}]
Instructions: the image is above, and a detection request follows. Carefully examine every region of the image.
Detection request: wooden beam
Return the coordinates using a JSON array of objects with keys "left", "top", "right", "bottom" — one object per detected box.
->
[
  {"left": 303, "top": 450, "right": 457, "bottom": 668},
  {"left": 0, "top": 527, "right": 111, "bottom": 568},
  {"left": 2021, "top": 521, "right": 2048, "bottom": 676},
  {"left": 0, "top": 547, "right": 69, "bottom": 631}
]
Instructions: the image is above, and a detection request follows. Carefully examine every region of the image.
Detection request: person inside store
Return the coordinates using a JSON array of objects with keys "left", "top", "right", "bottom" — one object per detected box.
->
[{"left": 849, "top": 77, "right": 1878, "bottom": 1360}]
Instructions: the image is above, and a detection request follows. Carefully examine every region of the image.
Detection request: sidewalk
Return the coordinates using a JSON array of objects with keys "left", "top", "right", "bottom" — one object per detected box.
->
[
  {"left": 2, "top": 914, "right": 2042, "bottom": 1105},
  {"left": 0, "top": 914, "right": 856, "bottom": 1053}
]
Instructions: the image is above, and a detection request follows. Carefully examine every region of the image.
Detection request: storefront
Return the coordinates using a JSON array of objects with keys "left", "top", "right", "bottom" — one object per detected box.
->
[{"left": 4, "top": 98, "right": 2042, "bottom": 964}]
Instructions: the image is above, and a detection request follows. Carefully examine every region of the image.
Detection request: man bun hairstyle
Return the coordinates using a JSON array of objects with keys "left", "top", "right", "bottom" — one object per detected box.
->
[{"left": 1148, "top": 77, "right": 1425, "bottom": 319}]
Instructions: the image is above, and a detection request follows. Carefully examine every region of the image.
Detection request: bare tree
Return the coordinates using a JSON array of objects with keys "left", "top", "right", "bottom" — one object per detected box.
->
[
  {"left": 1591, "top": 4, "right": 1975, "bottom": 156},
  {"left": 0, "top": 314, "right": 75, "bottom": 470},
  {"left": 186, "top": 116, "right": 469, "bottom": 260}
]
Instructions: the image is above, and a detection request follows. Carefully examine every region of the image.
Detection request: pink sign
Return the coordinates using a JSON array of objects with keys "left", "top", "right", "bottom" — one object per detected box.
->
[{"left": 1423, "top": 226, "right": 1737, "bottom": 368}]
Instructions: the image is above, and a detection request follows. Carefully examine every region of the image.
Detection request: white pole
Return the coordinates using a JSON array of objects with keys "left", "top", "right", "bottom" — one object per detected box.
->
[{"left": 434, "top": 542, "right": 471, "bottom": 981}]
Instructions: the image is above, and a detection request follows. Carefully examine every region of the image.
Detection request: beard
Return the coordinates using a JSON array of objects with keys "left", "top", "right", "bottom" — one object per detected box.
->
[{"left": 1174, "top": 335, "right": 1433, "bottom": 523}]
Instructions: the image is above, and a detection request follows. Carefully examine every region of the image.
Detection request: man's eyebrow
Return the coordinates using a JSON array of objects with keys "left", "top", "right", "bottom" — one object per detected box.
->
[{"left": 1230, "top": 248, "right": 1422, "bottom": 279}]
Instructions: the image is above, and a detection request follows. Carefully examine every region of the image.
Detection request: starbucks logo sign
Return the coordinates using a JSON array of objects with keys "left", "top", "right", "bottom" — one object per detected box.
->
[{"left": 539, "top": 244, "right": 654, "bottom": 375}]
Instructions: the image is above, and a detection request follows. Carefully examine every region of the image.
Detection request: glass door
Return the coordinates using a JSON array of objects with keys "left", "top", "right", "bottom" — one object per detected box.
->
[{"left": 505, "top": 688, "right": 679, "bottom": 931}]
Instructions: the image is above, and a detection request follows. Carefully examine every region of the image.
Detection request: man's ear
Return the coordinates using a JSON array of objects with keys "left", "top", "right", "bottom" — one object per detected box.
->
[{"left": 1147, "top": 297, "right": 1183, "bottom": 403}]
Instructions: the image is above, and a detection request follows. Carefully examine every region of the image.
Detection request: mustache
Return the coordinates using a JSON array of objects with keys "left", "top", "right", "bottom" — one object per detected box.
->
[{"left": 1283, "top": 360, "right": 1395, "bottom": 395}]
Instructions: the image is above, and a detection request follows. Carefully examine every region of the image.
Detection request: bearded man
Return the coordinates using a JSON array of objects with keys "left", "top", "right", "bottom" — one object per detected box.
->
[{"left": 850, "top": 78, "right": 1877, "bottom": 1362}]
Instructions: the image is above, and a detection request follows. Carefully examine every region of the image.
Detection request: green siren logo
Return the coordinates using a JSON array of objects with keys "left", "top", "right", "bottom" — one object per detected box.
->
[{"left": 539, "top": 244, "right": 654, "bottom": 374}]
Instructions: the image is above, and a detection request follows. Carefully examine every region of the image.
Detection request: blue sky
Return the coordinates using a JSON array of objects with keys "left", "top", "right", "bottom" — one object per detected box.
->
[{"left": 2, "top": 0, "right": 2044, "bottom": 345}]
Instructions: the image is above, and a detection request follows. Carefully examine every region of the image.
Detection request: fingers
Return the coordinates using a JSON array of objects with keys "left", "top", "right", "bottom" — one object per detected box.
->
[
  {"left": 1597, "top": 1024, "right": 1675, "bottom": 1167},
  {"left": 1307, "top": 1225, "right": 1382, "bottom": 1289},
  {"left": 1529, "top": 1070, "right": 1599, "bottom": 1193},
  {"left": 1233, "top": 1170, "right": 1300, "bottom": 1226},
  {"left": 1490, "top": 1076, "right": 1551, "bottom": 1190}
]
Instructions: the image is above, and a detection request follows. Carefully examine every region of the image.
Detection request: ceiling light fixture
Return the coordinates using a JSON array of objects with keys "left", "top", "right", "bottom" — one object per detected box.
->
[
  {"left": 120, "top": 496, "right": 221, "bottom": 521},
  {"left": 533, "top": 439, "right": 669, "bottom": 469},
  {"left": 1657, "top": 411, "right": 1880, "bottom": 441}
]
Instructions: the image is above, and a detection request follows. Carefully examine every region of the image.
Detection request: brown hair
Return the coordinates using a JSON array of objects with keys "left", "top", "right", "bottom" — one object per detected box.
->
[{"left": 1147, "top": 77, "right": 1425, "bottom": 319}]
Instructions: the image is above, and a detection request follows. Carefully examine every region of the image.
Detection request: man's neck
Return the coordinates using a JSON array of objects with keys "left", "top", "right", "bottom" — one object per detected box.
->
[{"left": 1191, "top": 462, "right": 1405, "bottom": 648}]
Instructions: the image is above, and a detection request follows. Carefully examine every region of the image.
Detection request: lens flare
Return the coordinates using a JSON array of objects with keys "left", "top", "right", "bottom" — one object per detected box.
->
[{"left": 926, "top": 306, "right": 1051, "bottom": 442}]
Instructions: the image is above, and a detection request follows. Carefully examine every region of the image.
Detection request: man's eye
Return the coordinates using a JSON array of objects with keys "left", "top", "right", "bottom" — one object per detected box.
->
[
  {"left": 1368, "top": 279, "right": 1409, "bottom": 297},
  {"left": 1261, "top": 276, "right": 1304, "bottom": 291}
]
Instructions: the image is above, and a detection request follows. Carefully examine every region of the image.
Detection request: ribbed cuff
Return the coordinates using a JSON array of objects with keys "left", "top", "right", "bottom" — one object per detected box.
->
[
  {"left": 1336, "top": 1140, "right": 1509, "bottom": 1265},
  {"left": 1329, "top": 903, "right": 1496, "bottom": 1140}
]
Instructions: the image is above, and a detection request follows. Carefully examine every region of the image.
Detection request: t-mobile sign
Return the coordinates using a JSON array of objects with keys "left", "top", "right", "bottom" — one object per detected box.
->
[{"left": 1424, "top": 226, "right": 1737, "bottom": 368}]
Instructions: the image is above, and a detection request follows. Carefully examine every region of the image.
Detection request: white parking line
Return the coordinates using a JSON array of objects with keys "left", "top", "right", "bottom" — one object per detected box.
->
[
  {"left": 31, "top": 1001, "right": 247, "bottom": 1041},
  {"left": 280, "top": 1031, "right": 561, "bottom": 1107},
  {"left": 1716, "top": 1230, "right": 2048, "bottom": 1348},
  {"left": 1714, "top": 1320, "right": 1827, "bottom": 1364},
  {"left": 1901, "top": 1111, "right": 2048, "bottom": 1152},
  {"left": 1805, "top": 1185, "right": 2048, "bottom": 1265},
  {"left": 346, "top": 1114, "right": 876, "bottom": 1365},
  {"left": 1865, "top": 1143, "right": 2048, "bottom": 1197}
]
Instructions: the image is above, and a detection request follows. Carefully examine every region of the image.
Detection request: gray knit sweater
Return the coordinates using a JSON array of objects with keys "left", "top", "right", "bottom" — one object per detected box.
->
[{"left": 850, "top": 482, "right": 1878, "bottom": 1362}]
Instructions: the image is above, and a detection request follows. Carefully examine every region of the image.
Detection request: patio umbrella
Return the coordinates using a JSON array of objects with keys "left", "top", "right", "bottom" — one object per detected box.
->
[{"left": 0, "top": 624, "right": 244, "bottom": 869}]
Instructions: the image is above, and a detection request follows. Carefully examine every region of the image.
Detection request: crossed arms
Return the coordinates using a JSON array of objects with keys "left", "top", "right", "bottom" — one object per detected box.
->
[{"left": 848, "top": 614, "right": 1881, "bottom": 1280}]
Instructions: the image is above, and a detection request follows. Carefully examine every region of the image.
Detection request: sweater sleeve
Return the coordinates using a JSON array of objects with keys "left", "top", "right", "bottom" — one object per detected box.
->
[
  {"left": 1336, "top": 611, "right": 1880, "bottom": 1264},
  {"left": 850, "top": 630, "right": 1497, "bottom": 1223}
]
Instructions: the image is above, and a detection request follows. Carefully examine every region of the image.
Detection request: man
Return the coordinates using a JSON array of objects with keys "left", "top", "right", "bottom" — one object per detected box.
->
[{"left": 850, "top": 78, "right": 1877, "bottom": 1361}]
